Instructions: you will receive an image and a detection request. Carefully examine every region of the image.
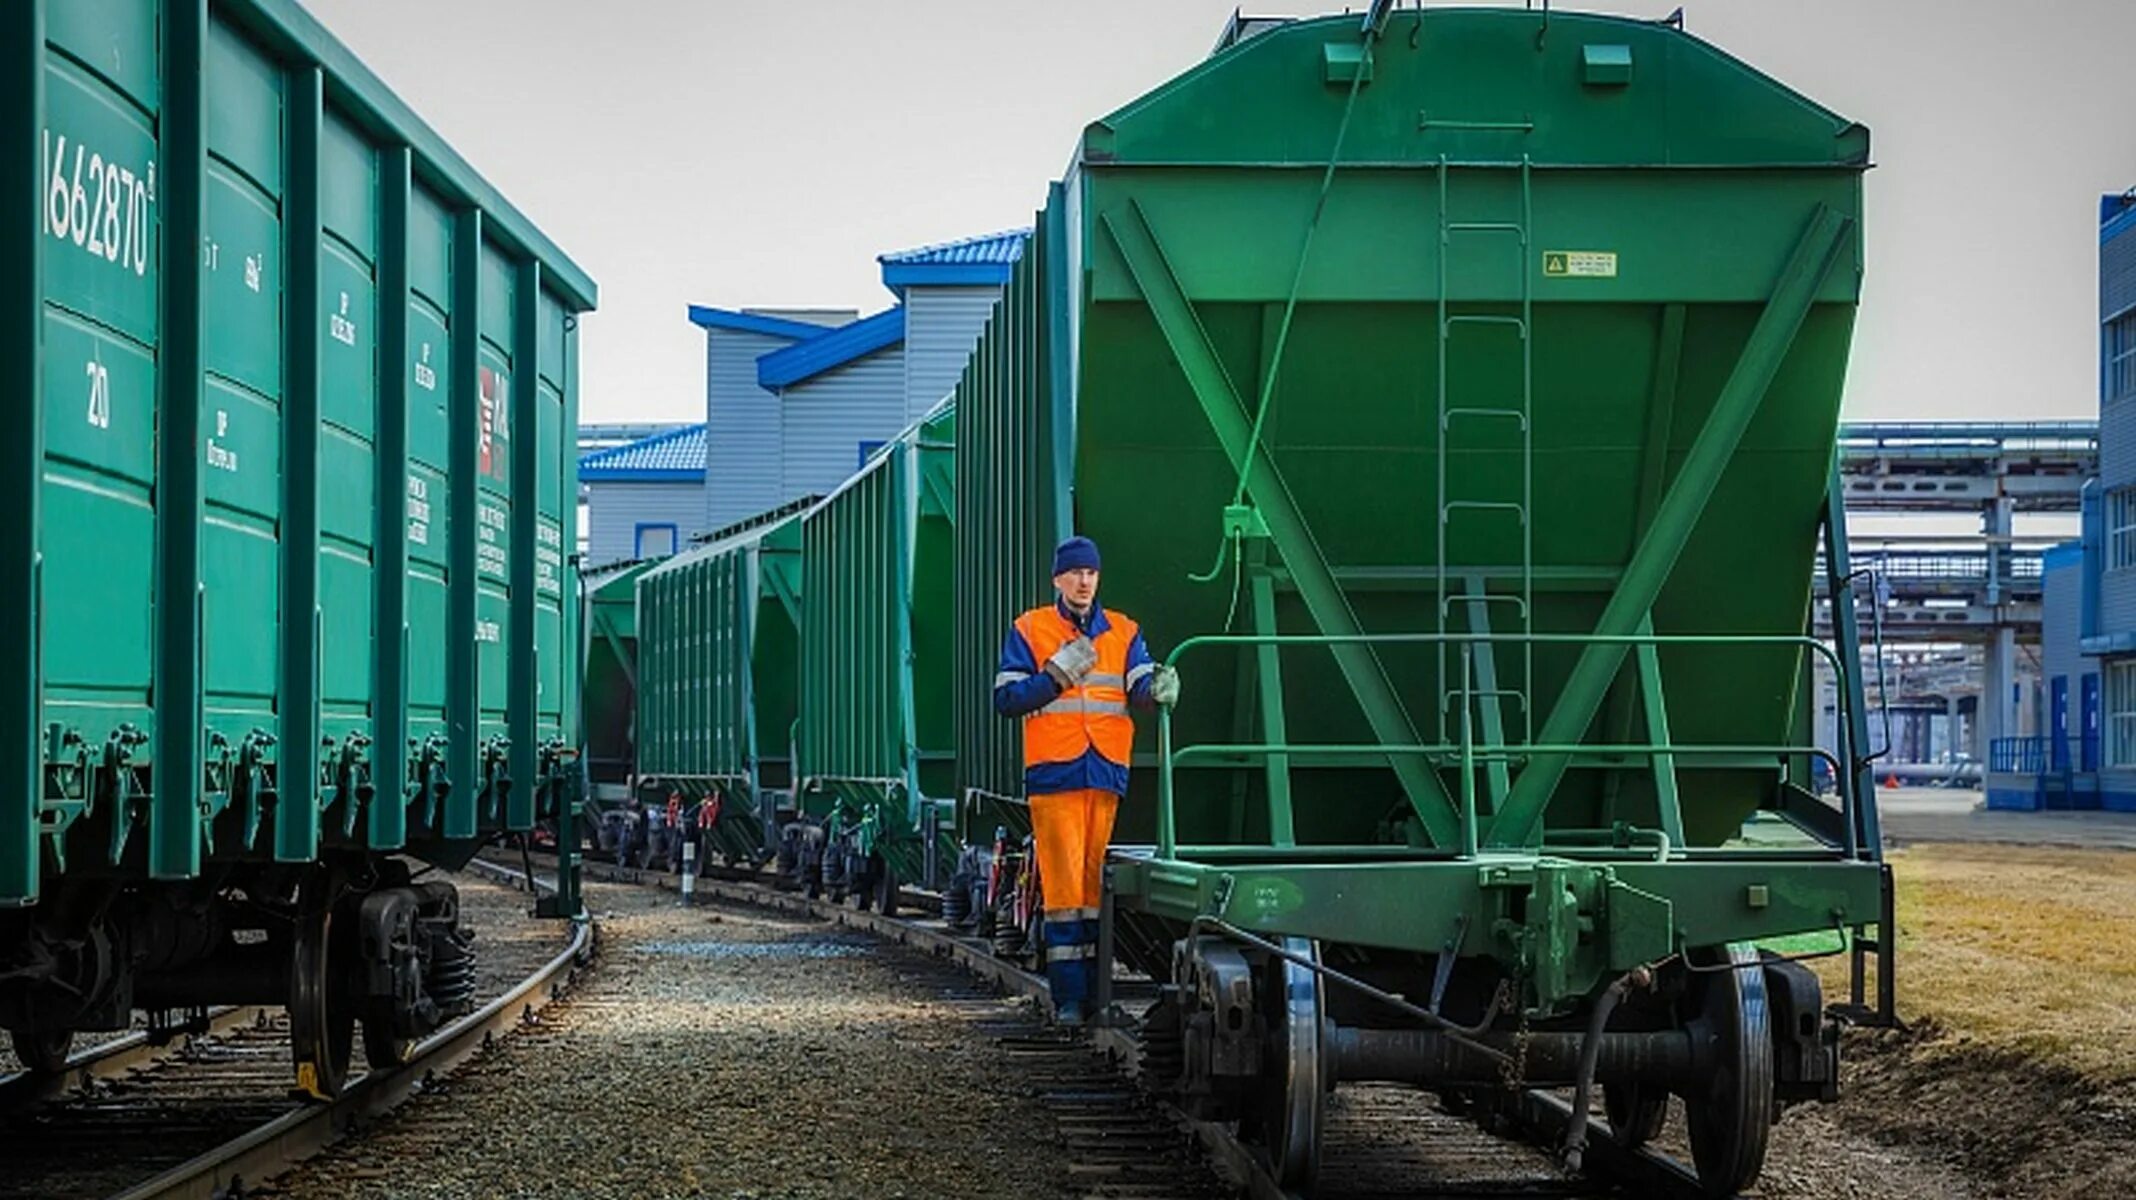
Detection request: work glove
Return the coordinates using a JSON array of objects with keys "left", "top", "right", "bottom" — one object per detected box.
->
[
  {"left": 1043, "top": 636, "right": 1099, "bottom": 689},
  {"left": 1150, "top": 665, "right": 1181, "bottom": 707}
]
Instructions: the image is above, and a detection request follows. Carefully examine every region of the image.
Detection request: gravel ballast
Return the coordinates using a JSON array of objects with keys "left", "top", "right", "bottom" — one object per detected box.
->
[{"left": 270, "top": 875, "right": 1180, "bottom": 1200}]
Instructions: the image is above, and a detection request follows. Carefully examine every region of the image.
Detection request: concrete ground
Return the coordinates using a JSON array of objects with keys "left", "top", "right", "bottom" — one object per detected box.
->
[{"left": 1874, "top": 785, "right": 2136, "bottom": 849}]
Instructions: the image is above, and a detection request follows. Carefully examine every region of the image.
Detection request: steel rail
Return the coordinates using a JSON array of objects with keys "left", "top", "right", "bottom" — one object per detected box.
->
[
  {"left": 105, "top": 863, "right": 592, "bottom": 1200},
  {"left": 543, "top": 852, "right": 1736, "bottom": 1200},
  {"left": 0, "top": 1005, "right": 269, "bottom": 1111}
]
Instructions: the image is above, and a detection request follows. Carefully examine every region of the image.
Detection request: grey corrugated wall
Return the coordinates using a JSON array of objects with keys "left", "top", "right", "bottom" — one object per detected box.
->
[
  {"left": 2103, "top": 221, "right": 2136, "bottom": 333},
  {"left": 779, "top": 347, "right": 908, "bottom": 501},
  {"left": 585, "top": 480, "right": 707, "bottom": 566},
  {"left": 2100, "top": 394, "right": 2136, "bottom": 491},
  {"left": 705, "top": 326, "right": 807, "bottom": 530},
  {"left": 903, "top": 286, "right": 1003, "bottom": 422},
  {"left": 2045, "top": 556, "right": 2085, "bottom": 687}
]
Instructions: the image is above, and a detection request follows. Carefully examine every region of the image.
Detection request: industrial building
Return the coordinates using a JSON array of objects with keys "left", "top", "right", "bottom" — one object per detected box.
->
[
  {"left": 578, "top": 423, "right": 709, "bottom": 565},
  {"left": 694, "top": 229, "right": 1028, "bottom": 530},
  {"left": 1984, "top": 194, "right": 2136, "bottom": 809},
  {"left": 1825, "top": 420, "right": 2093, "bottom": 779},
  {"left": 577, "top": 228, "right": 1028, "bottom": 563}
]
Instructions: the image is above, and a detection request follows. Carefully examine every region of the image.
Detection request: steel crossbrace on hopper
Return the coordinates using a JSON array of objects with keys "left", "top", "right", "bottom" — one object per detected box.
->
[
  {"left": 1100, "top": 198, "right": 1465, "bottom": 849},
  {"left": 1100, "top": 192, "right": 1858, "bottom": 861},
  {"left": 1484, "top": 204, "right": 1853, "bottom": 848}
]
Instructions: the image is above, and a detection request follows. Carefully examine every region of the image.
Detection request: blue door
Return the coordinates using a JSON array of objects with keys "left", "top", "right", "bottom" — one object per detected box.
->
[
  {"left": 2082, "top": 672, "right": 2102, "bottom": 772},
  {"left": 2050, "top": 676, "right": 2070, "bottom": 771}
]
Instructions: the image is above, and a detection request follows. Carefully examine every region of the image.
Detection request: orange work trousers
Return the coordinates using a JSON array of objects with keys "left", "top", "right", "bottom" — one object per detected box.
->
[{"left": 1028, "top": 788, "right": 1120, "bottom": 917}]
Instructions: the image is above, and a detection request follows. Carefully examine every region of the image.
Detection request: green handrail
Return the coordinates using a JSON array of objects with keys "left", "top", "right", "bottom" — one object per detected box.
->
[{"left": 1154, "top": 630, "right": 1865, "bottom": 862}]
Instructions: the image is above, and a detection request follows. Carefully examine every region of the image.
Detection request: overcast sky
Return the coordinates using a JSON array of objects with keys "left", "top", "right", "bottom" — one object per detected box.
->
[{"left": 301, "top": 0, "right": 2136, "bottom": 427}]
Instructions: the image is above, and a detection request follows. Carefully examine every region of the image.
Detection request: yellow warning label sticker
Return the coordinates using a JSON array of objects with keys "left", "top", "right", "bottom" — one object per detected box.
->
[{"left": 1543, "top": 250, "right": 1617, "bottom": 278}]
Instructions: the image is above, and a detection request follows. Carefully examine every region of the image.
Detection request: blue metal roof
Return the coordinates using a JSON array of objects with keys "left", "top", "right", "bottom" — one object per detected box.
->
[
  {"left": 579, "top": 423, "right": 706, "bottom": 482},
  {"left": 757, "top": 307, "right": 905, "bottom": 390},
  {"left": 2103, "top": 193, "right": 2136, "bottom": 244},
  {"left": 879, "top": 228, "right": 1030, "bottom": 292},
  {"left": 687, "top": 305, "right": 840, "bottom": 341},
  {"left": 880, "top": 227, "right": 1030, "bottom": 267}
]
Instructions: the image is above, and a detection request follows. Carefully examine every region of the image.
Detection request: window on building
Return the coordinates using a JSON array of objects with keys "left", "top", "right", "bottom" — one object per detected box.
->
[
  {"left": 2109, "top": 661, "right": 2136, "bottom": 768},
  {"left": 2114, "top": 488, "right": 2136, "bottom": 570},
  {"left": 2110, "top": 311, "right": 2136, "bottom": 402},
  {"left": 634, "top": 523, "right": 678, "bottom": 558},
  {"left": 858, "top": 440, "right": 887, "bottom": 468}
]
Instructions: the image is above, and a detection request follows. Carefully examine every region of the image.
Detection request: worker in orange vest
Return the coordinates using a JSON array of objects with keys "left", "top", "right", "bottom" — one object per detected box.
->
[{"left": 993, "top": 536, "right": 1179, "bottom": 1023}]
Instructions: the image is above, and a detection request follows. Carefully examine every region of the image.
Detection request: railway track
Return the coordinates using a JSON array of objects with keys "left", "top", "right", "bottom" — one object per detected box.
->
[
  {"left": 0, "top": 1006, "right": 268, "bottom": 1111},
  {"left": 545, "top": 852, "right": 1727, "bottom": 1200},
  {"left": 0, "top": 863, "right": 589, "bottom": 1200}
]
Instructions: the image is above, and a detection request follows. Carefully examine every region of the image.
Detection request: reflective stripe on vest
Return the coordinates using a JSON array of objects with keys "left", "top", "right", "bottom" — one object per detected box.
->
[
  {"left": 1015, "top": 605, "right": 1140, "bottom": 773},
  {"left": 1039, "top": 696, "right": 1128, "bottom": 717}
]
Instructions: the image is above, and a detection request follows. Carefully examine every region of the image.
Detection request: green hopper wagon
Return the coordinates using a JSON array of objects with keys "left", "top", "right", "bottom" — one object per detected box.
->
[
  {"left": 634, "top": 499, "right": 816, "bottom": 867},
  {"left": 796, "top": 402, "right": 959, "bottom": 909},
  {"left": 3, "top": 0, "right": 590, "bottom": 1098},
  {"left": 948, "top": 7, "right": 1887, "bottom": 1193},
  {"left": 582, "top": 557, "right": 659, "bottom": 803}
]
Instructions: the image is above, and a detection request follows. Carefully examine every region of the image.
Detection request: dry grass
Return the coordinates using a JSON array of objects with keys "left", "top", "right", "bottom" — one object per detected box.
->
[{"left": 1816, "top": 841, "right": 2136, "bottom": 1083}]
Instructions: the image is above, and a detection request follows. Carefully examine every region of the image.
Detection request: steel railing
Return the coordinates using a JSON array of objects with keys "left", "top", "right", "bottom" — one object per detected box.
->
[
  {"left": 1155, "top": 630, "right": 1869, "bottom": 862},
  {"left": 1991, "top": 734, "right": 2102, "bottom": 774}
]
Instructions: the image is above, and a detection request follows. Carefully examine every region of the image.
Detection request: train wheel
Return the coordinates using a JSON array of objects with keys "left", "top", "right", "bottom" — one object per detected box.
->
[
  {"left": 10, "top": 1028, "right": 72, "bottom": 1074},
  {"left": 1684, "top": 945, "right": 1773, "bottom": 1196},
  {"left": 1257, "top": 937, "right": 1326, "bottom": 1193},
  {"left": 1604, "top": 1082, "right": 1668, "bottom": 1148},
  {"left": 289, "top": 901, "right": 354, "bottom": 1100}
]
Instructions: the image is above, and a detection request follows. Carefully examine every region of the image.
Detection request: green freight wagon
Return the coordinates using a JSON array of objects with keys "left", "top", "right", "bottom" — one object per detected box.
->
[
  {"left": 634, "top": 499, "right": 814, "bottom": 865},
  {"left": 797, "top": 402, "right": 957, "bottom": 908},
  {"left": 583, "top": 557, "right": 658, "bottom": 801},
  {"left": 949, "top": 7, "right": 1887, "bottom": 1193},
  {"left": 3, "top": 0, "right": 591, "bottom": 1098}
]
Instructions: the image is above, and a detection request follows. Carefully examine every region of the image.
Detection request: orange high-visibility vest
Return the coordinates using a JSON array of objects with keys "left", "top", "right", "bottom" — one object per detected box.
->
[{"left": 1014, "top": 605, "right": 1141, "bottom": 774}]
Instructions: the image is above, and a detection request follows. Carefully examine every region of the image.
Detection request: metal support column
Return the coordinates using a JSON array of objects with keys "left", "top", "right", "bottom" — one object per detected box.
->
[
  {"left": 1634, "top": 617, "right": 1685, "bottom": 847},
  {"left": 0, "top": 0, "right": 46, "bottom": 903},
  {"left": 371, "top": 147, "right": 412, "bottom": 851},
  {"left": 150, "top": 0, "right": 209, "bottom": 880},
  {"left": 444, "top": 210, "right": 482, "bottom": 840},
  {"left": 1824, "top": 472, "right": 1882, "bottom": 853},
  {"left": 1249, "top": 565, "right": 1296, "bottom": 847},
  {"left": 554, "top": 305, "right": 585, "bottom": 920},
  {"left": 275, "top": 65, "right": 324, "bottom": 863},
  {"left": 1980, "top": 495, "right": 2015, "bottom": 763},
  {"left": 506, "top": 260, "right": 540, "bottom": 831}
]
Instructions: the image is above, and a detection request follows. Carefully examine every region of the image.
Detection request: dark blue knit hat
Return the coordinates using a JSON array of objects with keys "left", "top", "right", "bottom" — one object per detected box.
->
[{"left": 1053, "top": 535, "right": 1101, "bottom": 575}]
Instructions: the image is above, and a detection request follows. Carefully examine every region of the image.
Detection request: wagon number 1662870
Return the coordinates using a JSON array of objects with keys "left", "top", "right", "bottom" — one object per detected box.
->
[{"left": 43, "top": 130, "right": 154, "bottom": 279}]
